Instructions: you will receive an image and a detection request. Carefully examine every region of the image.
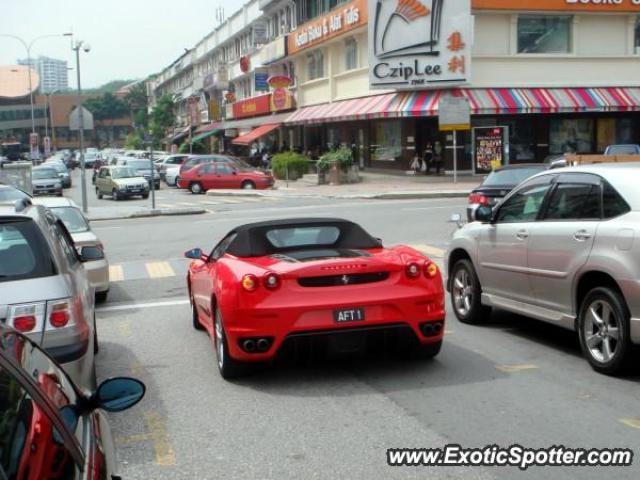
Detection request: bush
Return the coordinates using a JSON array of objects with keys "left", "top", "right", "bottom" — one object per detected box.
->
[
  {"left": 124, "top": 132, "right": 144, "bottom": 150},
  {"left": 271, "top": 151, "right": 310, "bottom": 180},
  {"left": 317, "top": 147, "right": 353, "bottom": 173},
  {"left": 179, "top": 140, "right": 206, "bottom": 154}
]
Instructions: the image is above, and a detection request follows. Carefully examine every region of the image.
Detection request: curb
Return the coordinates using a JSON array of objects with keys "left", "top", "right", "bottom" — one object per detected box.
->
[
  {"left": 88, "top": 207, "right": 206, "bottom": 222},
  {"left": 206, "top": 190, "right": 471, "bottom": 200}
]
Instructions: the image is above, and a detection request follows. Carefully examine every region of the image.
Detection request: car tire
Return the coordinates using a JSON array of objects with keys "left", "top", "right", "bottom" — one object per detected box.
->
[
  {"left": 142, "top": 193, "right": 149, "bottom": 199},
  {"left": 190, "top": 182, "right": 203, "bottom": 194},
  {"left": 96, "top": 188, "right": 103, "bottom": 200},
  {"left": 112, "top": 189, "right": 120, "bottom": 201},
  {"left": 93, "top": 316, "right": 99, "bottom": 354},
  {"left": 214, "top": 307, "right": 247, "bottom": 379},
  {"left": 450, "top": 259, "right": 491, "bottom": 324},
  {"left": 242, "top": 180, "right": 256, "bottom": 190},
  {"left": 578, "top": 287, "right": 633, "bottom": 375},
  {"left": 191, "top": 294, "right": 205, "bottom": 331},
  {"left": 96, "top": 290, "right": 108, "bottom": 303}
]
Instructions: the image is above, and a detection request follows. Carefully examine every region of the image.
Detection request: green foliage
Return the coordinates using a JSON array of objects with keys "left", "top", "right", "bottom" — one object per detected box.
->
[
  {"left": 124, "top": 83, "right": 149, "bottom": 129},
  {"left": 124, "top": 132, "right": 144, "bottom": 150},
  {"left": 84, "top": 93, "right": 128, "bottom": 122},
  {"left": 271, "top": 151, "right": 310, "bottom": 180},
  {"left": 317, "top": 147, "right": 353, "bottom": 173},
  {"left": 179, "top": 140, "right": 206, "bottom": 154},
  {"left": 149, "top": 94, "right": 176, "bottom": 147},
  {"left": 84, "top": 79, "right": 136, "bottom": 94}
]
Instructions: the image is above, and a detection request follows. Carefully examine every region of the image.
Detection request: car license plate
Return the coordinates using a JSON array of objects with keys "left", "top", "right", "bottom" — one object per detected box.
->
[{"left": 333, "top": 307, "right": 365, "bottom": 324}]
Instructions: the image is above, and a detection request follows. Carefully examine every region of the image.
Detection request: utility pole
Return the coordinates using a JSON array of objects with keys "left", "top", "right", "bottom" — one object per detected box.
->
[{"left": 72, "top": 39, "right": 91, "bottom": 213}]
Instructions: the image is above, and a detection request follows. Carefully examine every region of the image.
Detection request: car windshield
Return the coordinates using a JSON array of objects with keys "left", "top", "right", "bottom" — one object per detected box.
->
[
  {"left": 482, "top": 167, "right": 546, "bottom": 187},
  {"left": 32, "top": 169, "right": 58, "bottom": 180},
  {"left": 0, "top": 188, "right": 29, "bottom": 202},
  {"left": 47, "top": 163, "right": 67, "bottom": 173},
  {"left": 51, "top": 207, "right": 90, "bottom": 233},
  {"left": 127, "top": 160, "right": 151, "bottom": 170},
  {"left": 0, "top": 221, "right": 56, "bottom": 281},
  {"left": 112, "top": 167, "right": 139, "bottom": 179}
]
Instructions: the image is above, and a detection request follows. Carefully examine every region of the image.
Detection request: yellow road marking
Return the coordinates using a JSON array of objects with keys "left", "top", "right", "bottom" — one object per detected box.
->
[
  {"left": 444, "top": 330, "right": 454, "bottom": 335},
  {"left": 131, "top": 360, "right": 144, "bottom": 377},
  {"left": 116, "top": 432, "right": 153, "bottom": 445},
  {"left": 620, "top": 418, "right": 640, "bottom": 430},
  {"left": 116, "top": 321, "right": 131, "bottom": 337},
  {"left": 495, "top": 364, "right": 539, "bottom": 373},
  {"left": 146, "top": 261, "right": 175, "bottom": 279},
  {"left": 109, "top": 265, "right": 124, "bottom": 282},
  {"left": 411, "top": 243, "right": 446, "bottom": 258},
  {"left": 144, "top": 411, "right": 176, "bottom": 466}
]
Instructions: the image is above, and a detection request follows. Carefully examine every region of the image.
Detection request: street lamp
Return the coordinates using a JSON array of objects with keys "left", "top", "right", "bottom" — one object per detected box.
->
[
  {"left": 0, "top": 33, "right": 73, "bottom": 137},
  {"left": 72, "top": 39, "right": 91, "bottom": 214}
]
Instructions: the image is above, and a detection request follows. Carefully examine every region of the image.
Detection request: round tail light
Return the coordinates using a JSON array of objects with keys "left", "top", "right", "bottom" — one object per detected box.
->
[
  {"left": 14, "top": 315, "right": 37, "bottom": 332},
  {"left": 406, "top": 263, "right": 421, "bottom": 279},
  {"left": 241, "top": 274, "right": 259, "bottom": 291},
  {"left": 424, "top": 262, "right": 439, "bottom": 278},
  {"left": 264, "top": 272, "right": 280, "bottom": 290},
  {"left": 50, "top": 309, "right": 70, "bottom": 328}
]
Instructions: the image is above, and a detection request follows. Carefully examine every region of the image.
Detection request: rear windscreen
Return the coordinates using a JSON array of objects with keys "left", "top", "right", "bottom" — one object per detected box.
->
[
  {"left": 0, "top": 220, "right": 56, "bottom": 282},
  {"left": 266, "top": 226, "right": 340, "bottom": 249}
]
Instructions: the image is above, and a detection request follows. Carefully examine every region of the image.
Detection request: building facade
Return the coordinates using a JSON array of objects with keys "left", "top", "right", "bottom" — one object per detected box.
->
[
  {"left": 148, "top": 0, "right": 640, "bottom": 172},
  {"left": 18, "top": 56, "right": 69, "bottom": 94}
]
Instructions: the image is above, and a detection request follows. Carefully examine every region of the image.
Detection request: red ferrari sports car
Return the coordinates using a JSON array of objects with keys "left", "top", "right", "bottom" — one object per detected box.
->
[{"left": 185, "top": 218, "right": 445, "bottom": 378}]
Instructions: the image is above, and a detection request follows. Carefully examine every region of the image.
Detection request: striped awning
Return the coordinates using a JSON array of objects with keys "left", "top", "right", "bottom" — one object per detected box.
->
[
  {"left": 285, "top": 93, "right": 400, "bottom": 125},
  {"left": 231, "top": 123, "right": 281, "bottom": 146},
  {"left": 191, "top": 122, "right": 222, "bottom": 143},
  {"left": 396, "top": 87, "right": 640, "bottom": 117}
]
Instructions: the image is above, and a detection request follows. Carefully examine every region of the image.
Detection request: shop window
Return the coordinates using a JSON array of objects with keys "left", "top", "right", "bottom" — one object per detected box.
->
[
  {"left": 635, "top": 16, "right": 640, "bottom": 55},
  {"left": 371, "top": 120, "right": 402, "bottom": 162},
  {"left": 549, "top": 119, "right": 594, "bottom": 155},
  {"left": 344, "top": 37, "right": 358, "bottom": 71},
  {"left": 517, "top": 16, "right": 572, "bottom": 54},
  {"left": 306, "top": 50, "right": 324, "bottom": 81}
]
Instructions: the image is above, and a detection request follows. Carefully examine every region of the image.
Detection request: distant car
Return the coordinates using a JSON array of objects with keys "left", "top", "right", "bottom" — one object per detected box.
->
[
  {"left": 466, "top": 164, "right": 548, "bottom": 221},
  {"left": 0, "top": 183, "right": 30, "bottom": 202},
  {"left": 32, "top": 166, "right": 63, "bottom": 196},
  {"left": 186, "top": 218, "right": 445, "bottom": 378},
  {"left": 0, "top": 325, "right": 145, "bottom": 480},
  {"left": 44, "top": 160, "right": 72, "bottom": 188},
  {"left": 33, "top": 197, "right": 110, "bottom": 302},
  {"left": 117, "top": 158, "right": 161, "bottom": 189},
  {"left": 177, "top": 162, "right": 274, "bottom": 193},
  {"left": 165, "top": 165, "right": 180, "bottom": 187},
  {"left": 604, "top": 144, "right": 640, "bottom": 155},
  {"left": 447, "top": 163, "right": 640, "bottom": 375},
  {"left": 158, "top": 154, "right": 189, "bottom": 180},
  {"left": 82, "top": 151, "right": 98, "bottom": 168},
  {"left": 0, "top": 200, "right": 97, "bottom": 388},
  {"left": 95, "top": 166, "right": 149, "bottom": 200},
  {"left": 179, "top": 154, "right": 239, "bottom": 176}
]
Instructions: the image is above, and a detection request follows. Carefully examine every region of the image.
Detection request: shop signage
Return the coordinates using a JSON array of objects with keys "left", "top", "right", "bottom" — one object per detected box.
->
[
  {"left": 225, "top": 92, "right": 236, "bottom": 103},
  {"left": 270, "top": 88, "right": 294, "bottom": 111},
  {"left": 253, "top": 22, "right": 268, "bottom": 45},
  {"left": 187, "top": 97, "right": 200, "bottom": 125},
  {"left": 254, "top": 69, "right": 270, "bottom": 91},
  {"left": 259, "top": 36, "right": 287, "bottom": 65},
  {"left": 288, "top": 0, "right": 368, "bottom": 55},
  {"left": 268, "top": 75, "right": 292, "bottom": 88},
  {"left": 208, "top": 100, "right": 221, "bottom": 122},
  {"left": 225, "top": 128, "right": 238, "bottom": 137},
  {"left": 369, "top": 0, "right": 472, "bottom": 90},
  {"left": 232, "top": 94, "right": 272, "bottom": 119},
  {"left": 240, "top": 56, "right": 250, "bottom": 73},
  {"left": 473, "top": 126, "right": 508, "bottom": 175},
  {"left": 473, "top": 0, "right": 640, "bottom": 11},
  {"left": 439, "top": 95, "right": 470, "bottom": 131}
]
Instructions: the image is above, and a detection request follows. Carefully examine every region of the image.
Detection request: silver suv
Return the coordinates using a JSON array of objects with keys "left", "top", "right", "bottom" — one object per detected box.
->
[
  {"left": 446, "top": 163, "right": 640, "bottom": 375},
  {"left": 0, "top": 198, "right": 97, "bottom": 389}
]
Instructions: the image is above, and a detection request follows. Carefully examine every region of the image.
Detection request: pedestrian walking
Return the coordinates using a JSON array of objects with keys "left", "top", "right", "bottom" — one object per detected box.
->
[
  {"left": 423, "top": 142, "right": 434, "bottom": 175},
  {"left": 433, "top": 140, "right": 444, "bottom": 175}
]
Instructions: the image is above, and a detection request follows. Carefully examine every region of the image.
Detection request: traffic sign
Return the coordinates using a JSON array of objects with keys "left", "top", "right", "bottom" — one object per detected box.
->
[
  {"left": 69, "top": 106, "right": 94, "bottom": 131},
  {"left": 439, "top": 95, "right": 470, "bottom": 131}
]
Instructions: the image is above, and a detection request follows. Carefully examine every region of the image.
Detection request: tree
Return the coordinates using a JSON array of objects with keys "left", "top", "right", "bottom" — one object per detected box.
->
[
  {"left": 124, "top": 132, "right": 144, "bottom": 150},
  {"left": 84, "top": 93, "right": 129, "bottom": 147},
  {"left": 149, "top": 94, "right": 176, "bottom": 147},
  {"left": 124, "top": 83, "right": 149, "bottom": 129}
]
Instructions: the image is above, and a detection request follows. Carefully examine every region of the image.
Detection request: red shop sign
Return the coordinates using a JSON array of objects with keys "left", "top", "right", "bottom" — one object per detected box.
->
[{"left": 232, "top": 94, "right": 272, "bottom": 119}]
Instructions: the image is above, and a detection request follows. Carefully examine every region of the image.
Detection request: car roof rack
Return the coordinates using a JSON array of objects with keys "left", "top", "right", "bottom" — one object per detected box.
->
[{"left": 14, "top": 197, "right": 32, "bottom": 213}]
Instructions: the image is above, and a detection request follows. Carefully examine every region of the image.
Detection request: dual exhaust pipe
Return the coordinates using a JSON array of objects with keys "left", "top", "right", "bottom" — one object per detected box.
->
[
  {"left": 240, "top": 337, "right": 272, "bottom": 353},
  {"left": 420, "top": 322, "right": 443, "bottom": 338}
]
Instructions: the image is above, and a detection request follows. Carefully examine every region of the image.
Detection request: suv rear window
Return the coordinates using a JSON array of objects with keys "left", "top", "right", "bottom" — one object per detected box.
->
[{"left": 0, "top": 220, "right": 56, "bottom": 282}]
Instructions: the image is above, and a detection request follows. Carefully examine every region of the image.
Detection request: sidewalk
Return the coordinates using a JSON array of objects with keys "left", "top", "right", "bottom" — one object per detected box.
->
[
  {"left": 86, "top": 205, "right": 206, "bottom": 221},
  {"left": 208, "top": 170, "right": 478, "bottom": 200}
]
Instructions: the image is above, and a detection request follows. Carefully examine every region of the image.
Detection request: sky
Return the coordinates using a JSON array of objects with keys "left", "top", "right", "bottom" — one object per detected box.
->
[{"left": 1, "top": 0, "right": 239, "bottom": 88}]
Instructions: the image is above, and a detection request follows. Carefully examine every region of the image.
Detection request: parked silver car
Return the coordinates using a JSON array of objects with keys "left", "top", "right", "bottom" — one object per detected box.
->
[
  {"left": 0, "top": 199, "right": 97, "bottom": 388},
  {"left": 33, "top": 197, "right": 110, "bottom": 302},
  {"left": 446, "top": 163, "right": 640, "bottom": 375}
]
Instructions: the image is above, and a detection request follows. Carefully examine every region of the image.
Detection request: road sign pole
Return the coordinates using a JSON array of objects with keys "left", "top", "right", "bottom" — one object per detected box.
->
[
  {"left": 75, "top": 46, "right": 88, "bottom": 214},
  {"left": 149, "top": 148, "right": 156, "bottom": 210},
  {"left": 453, "top": 130, "right": 458, "bottom": 184}
]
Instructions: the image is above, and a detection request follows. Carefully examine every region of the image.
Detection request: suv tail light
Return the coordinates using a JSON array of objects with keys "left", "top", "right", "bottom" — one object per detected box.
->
[
  {"left": 405, "top": 263, "right": 421, "bottom": 279},
  {"left": 49, "top": 301, "right": 72, "bottom": 328},
  {"left": 7, "top": 302, "right": 46, "bottom": 334},
  {"left": 468, "top": 193, "right": 489, "bottom": 205}
]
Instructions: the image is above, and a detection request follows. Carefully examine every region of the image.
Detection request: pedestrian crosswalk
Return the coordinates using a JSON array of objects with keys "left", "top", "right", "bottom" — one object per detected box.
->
[{"left": 106, "top": 244, "right": 446, "bottom": 284}]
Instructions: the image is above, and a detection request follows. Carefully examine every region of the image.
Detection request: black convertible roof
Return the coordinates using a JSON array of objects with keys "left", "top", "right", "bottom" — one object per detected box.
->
[{"left": 225, "top": 218, "right": 382, "bottom": 257}]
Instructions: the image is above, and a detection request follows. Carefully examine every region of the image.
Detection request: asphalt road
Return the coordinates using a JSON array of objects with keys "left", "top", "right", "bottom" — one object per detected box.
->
[{"left": 86, "top": 192, "right": 639, "bottom": 479}]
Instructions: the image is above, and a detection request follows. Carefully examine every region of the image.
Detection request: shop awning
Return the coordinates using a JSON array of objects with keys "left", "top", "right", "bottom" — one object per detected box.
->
[
  {"left": 397, "top": 87, "right": 640, "bottom": 116},
  {"left": 285, "top": 93, "right": 399, "bottom": 125},
  {"left": 171, "top": 125, "right": 193, "bottom": 142},
  {"left": 191, "top": 122, "right": 222, "bottom": 143},
  {"left": 231, "top": 123, "right": 281, "bottom": 145}
]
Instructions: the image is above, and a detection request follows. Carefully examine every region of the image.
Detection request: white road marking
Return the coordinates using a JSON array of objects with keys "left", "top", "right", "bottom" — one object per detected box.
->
[
  {"left": 401, "top": 205, "right": 465, "bottom": 211},
  {"left": 92, "top": 225, "right": 123, "bottom": 230},
  {"left": 97, "top": 299, "right": 189, "bottom": 312}
]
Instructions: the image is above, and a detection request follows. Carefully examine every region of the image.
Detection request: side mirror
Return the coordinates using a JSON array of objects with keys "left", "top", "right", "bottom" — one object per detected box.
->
[
  {"left": 475, "top": 205, "right": 494, "bottom": 223},
  {"left": 93, "top": 377, "right": 145, "bottom": 412},
  {"left": 185, "top": 247, "right": 207, "bottom": 261},
  {"left": 79, "top": 245, "right": 105, "bottom": 262}
]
